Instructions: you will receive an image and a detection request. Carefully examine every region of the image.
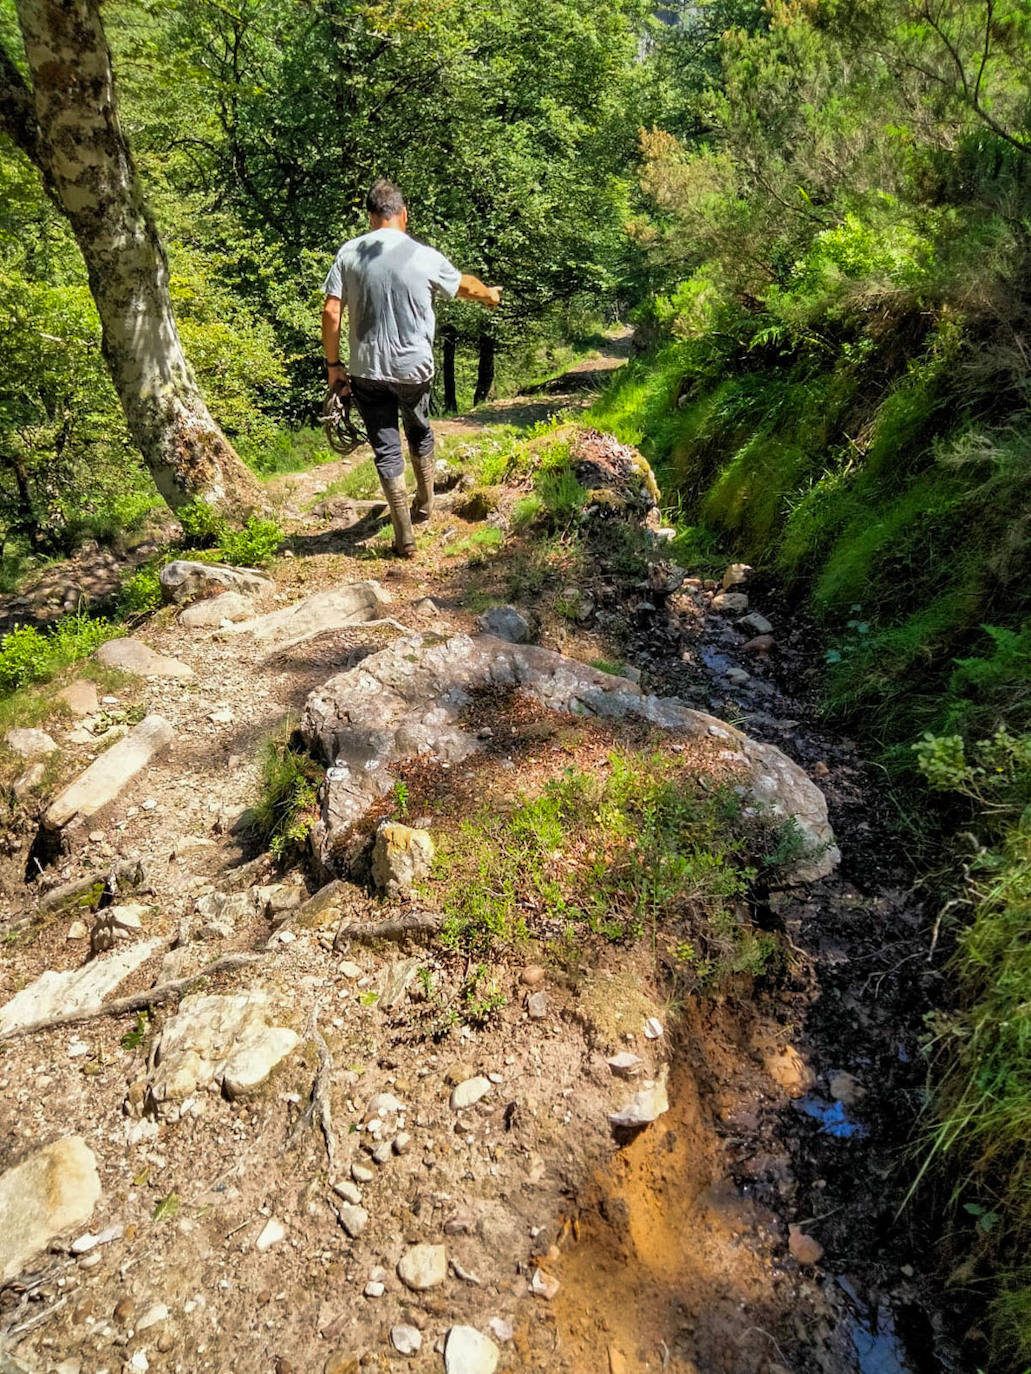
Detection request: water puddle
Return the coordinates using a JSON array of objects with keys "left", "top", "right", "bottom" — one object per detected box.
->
[
  {"left": 795, "top": 1093, "right": 869, "bottom": 1139},
  {"left": 699, "top": 645, "right": 732, "bottom": 674}
]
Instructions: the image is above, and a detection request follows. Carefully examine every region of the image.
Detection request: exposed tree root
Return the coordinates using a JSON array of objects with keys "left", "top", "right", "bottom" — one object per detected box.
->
[
  {"left": 333, "top": 910, "right": 441, "bottom": 950},
  {"left": 286, "top": 1002, "right": 335, "bottom": 1173},
  {"left": 0, "top": 953, "right": 263, "bottom": 1041}
]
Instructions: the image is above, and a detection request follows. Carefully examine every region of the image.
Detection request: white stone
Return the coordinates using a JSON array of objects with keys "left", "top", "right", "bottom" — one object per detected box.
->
[
  {"left": 331, "top": 1180, "right": 362, "bottom": 1206},
  {"left": 337, "top": 1203, "right": 368, "bottom": 1238},
  {"left": 487, "top": 1317, "right": 513, "bottom": 1343},
  {"left": 397, "top": 1243, "right": 448, "bottom": 1291},
  {"left": 364, "top": 1280, "right": 385, "bottom": 1298},
  {"left": 606, "top": 1052, "right": 643, "bottom": 1078},
  {"left": 135, "top": 1302, "right": 169, "bottom": 1331},
  {"left": 0, "top": 941, "right": 161, "bottom": 1036},
  {"left": 160, "top": 560, "right": 273, "bottom": 606},
  {"left": 609, "top": 1076, "right": 670, "bottom": 1129},
  {"left": 391, "top": 1325, "right": 422, "bottom": 1356},
  {"left": 450, "top": 1076, "right": 491, "bottom": 1111},
  {"left": 43, "top": 715, "right": 175, "bottom": 832},
  {"left": 128, "top": 1352, "right": 149, "bottom": 1373},
  {"left": 530, "top": 1268, "right": 560, "bottom": 1300},
  {"left": 445, "top": 1325, "right": 500, "bottom": 1374},
  {"left": 0, "top": 1136, "right": 101, "bottom": 1282},
  {"left": 256, "top": 1218, "right": 285, "bottom": 1252},
  {"left": 339, "top": 961, "right": 363, "bottom": 979},
  {"left": 351, "top": 1163, "right": 374, "bottom": 1184},
  {"left": 643, "top": 1017, "right": 664, "bottom": 1040},
  {"left": 147, "top": 990, "right": 298, "bottom": 1110},
  {"left": 367, "top": 1091, "right": 405, "bottom": 1116}
]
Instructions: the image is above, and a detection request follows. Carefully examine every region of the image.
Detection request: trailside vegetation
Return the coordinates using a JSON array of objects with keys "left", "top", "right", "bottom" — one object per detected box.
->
[{"left": 595, "top": 1, "right": 1031, "bottom": 1363}]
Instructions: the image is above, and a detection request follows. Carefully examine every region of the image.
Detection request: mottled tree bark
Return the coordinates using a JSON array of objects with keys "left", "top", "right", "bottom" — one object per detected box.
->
[{"left": 0, "top": 1, "right": 262, "bottom": 515}]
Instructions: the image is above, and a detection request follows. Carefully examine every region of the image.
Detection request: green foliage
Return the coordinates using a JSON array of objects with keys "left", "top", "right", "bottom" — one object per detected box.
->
[
  {"left": 217, "top": 515, "right": 283, "bottom": 568},
  {"left": 0, "top": 614, "right": 118, "bottom": 696},
  {"left": 432, "top": 749, "right": 786, "bottom": 987},
  {"left": 177, "top": 499, "right": 224, "bottom": 549},
  {"left": 120, "top": 1011, "right": 151, "bottom": 1052},
  {"left": 250, "top": 734, "right": 324, "bottom": 862},
  {"left": 118, "top": 565, "right": 163, "bottom": 617}
]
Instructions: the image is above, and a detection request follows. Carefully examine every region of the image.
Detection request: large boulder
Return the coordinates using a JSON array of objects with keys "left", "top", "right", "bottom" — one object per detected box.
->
[
  {"left": 0, "top": 1137, "right": 101, "bottom": 1282},
  {"left": 220, "top": 582, "right": 392, "bottom": 647},
  {"left": 160, "top": 560, "right": 274, "bottom": 605},
  {"left": 300, "top": 633, "right": 839, "bottom": 881}
]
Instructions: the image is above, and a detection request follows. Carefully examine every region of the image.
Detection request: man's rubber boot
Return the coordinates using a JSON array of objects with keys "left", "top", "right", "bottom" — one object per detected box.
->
[
  {"left": 411, "top": 452, "right": 435, "bottom": 524},
  {"left": 382, "top": 475, "right": 416, "bottom": 558}
]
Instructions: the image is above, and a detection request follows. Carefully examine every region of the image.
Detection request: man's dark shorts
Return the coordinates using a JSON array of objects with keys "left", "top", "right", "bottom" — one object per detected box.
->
[{"left": 350, "top": 376, "right": 433, "bottom": 482}]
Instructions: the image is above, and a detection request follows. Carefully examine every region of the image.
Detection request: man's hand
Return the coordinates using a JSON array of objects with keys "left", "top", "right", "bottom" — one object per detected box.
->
[
  {"left": 458, "top": 274, "right": 503, "bottom": 309},
  {"left": 327, "top": 363, "right": 350, "bottom": 393}
]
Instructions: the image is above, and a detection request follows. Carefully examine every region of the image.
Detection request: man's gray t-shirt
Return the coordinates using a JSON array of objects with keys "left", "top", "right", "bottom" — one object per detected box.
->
[{"left": 322, "top": 228, "right": 461, "bottom": 384}]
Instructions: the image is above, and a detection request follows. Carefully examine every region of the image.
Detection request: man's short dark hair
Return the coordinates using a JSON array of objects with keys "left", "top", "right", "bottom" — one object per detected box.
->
[{"left": 367, "top": 179, "right": 405, "bottom": 218}]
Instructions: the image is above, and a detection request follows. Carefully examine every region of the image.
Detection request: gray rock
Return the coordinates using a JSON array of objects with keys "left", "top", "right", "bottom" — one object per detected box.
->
[
  {"left": 301, "top": 632, "right": 838, "bottom": 882},
  {"left": 0, "top": 1136, "right": 101, "bottom": 1281},
  {"left": 739, "top": 611, "right": 773, "bottom": 636},
  {"left": 337, "top": 1203, "right": 369, "bottom": 1238},
  {"left": 4, "top": 727, "right": 57, "bottom": 759},
  {"left": 722, "top": 563, "right": 753, "bottom": 590},
  {"left": 526, "top": 991, "right": 548, "bottom": 1020},
  {"left": 445, "top": 1326, "right": 500, "bottom": 1374},
  {"left": 160, "top": 560, "right": 274, "bottom": 606},
  {"left": 180, "top": 592, "right": 260, "bottom": 628},
  {"left": 609, "top": 1075, "right": 670, "bottom": 1129},
  {"left": 397, "top": 1243, "right": 447, "bottom": 1291},
  {"left": 220, "top": 581, "right": 391, "bottom": 647},
  {"left": 725, "top": 667, "right": 751, "bottom": 686},
  {"left": 43, "top": 715, "right": 174, "bottom": 834},
  {"left": 55, "top": 679, "right": 99, "bottom": 716},
  {"left": 606, "top": 1052, "right": 643, "bottom": 1078},
  {"left": 352, "top": 1163, "right": 374, "bottom": 1184},
  {"left": 148, "top": 990, "right": 298, "bottom": 1110},
  {"left": 450, "top": 1076, "right": 491, "bottom": 1110},
  {"left": 377, "top": 957, "right": 421, "bottom": 1010},
  {"left": 371, "top": 821, "right": 434, "bottom": 898},
  {"left": 95, "top": 638, "right": 195, "bottom": 679},
  {"left": 476, "top": 605, "right": 535, "bottom": 644},
  {"left": 711, "top": 591, "right": 749, "bottom": 615},
  {"left": 332, "top": 1179, "right": 362, "bottom": 1205},
  {"left": 391, "top": 1325, "right": 422, "bottom": 1356},
  {"left": 13, "top": 762, "right": 46, "bottom": 799},
  {"left": 371, "top": 1141, "right": 392, "bottom": 1165},
  {"left": 0, "top": 940, "right": 162, "bottom": 1035},
  {"left": 487, "top": 1318, "right": 514, "bottom": 1343}
]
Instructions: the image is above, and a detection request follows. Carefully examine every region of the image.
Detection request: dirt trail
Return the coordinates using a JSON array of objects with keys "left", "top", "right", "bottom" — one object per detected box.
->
[{"left": 0, "top": 339, "right": 964, "bottom": 1374}]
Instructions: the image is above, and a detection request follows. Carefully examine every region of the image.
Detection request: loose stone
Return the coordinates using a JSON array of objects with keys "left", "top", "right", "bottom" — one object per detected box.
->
[
  {"left": 393, "top": 1132, "right": 412, "bottom": 1155},
  {"left": 390, "top": 1325, "right": 422, "bottom": 1356},
  {"left": 444, "top": 1326, "right": 500, "bottom": 1374},
  {"left": 337, "top": 1204, "right": 368, "bottom": 1239},
  {"left": 526, "top": 991, "right": 548, "bottom": 1020},
  {"left": 788, "top": 1224, "right": 824, "bottom": 1266},
  {"left": 531, "top": 1268, "right": 560, "bottom": 1300},
  {"left": 397, "top": 1243, "right": 448, "bottom": 1291},
  {"left": 712, "top": 591, "right": 749, "bottom": 614},
  {"left": 351, "top": 1163, "right": 374, "bottom": 1184},
  {"left": 364, "top": 1281, "right": 385, "bottom": 1299},
  {"left": 487, "top": 1317, "right": 514, "bottom": 1343},
  {"left": 135, "top": 1303, "right": 169, "bottom": 1331},
  {"left": 644, "top": 1017, "right": 664, "bottom": 1039},
  {"left": 606, "top": 1052, "right": 643, "bottom": 1078},
  {"left": 520, "top": 965, "right": 545, "bottom": 986},
  {"left": 450, "top": 1076, "right": 491, "bottom": 1111},
  {"left": 739, "top": 611, "right": 773, "bottom": 636},
  {"left": 331, "top": 1180, "right": 362, "bottom": 1206},
  {"left": 0, "top": 1136, "right": 101, "bottom": 1284},
  {"left": 256, "top": 1218, "right": 286, "bottom": 1252},
  {"left": 609, "top": 1077, "right": 670, "bottom": 1129}
]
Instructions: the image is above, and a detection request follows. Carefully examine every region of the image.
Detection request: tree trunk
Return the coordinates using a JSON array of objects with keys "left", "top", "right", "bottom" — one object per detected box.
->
[
  {"left": 442, "top": 327, "right": 458, "bottom": 412},
  {"left": 1, "top": 1, "right": 262, "bottom": 516},
  {"left": 2, "top": 453, "right": 42, "bottom": 550},
  {"left": 473, "top": 332, "right": 495, "bottom": 407}
]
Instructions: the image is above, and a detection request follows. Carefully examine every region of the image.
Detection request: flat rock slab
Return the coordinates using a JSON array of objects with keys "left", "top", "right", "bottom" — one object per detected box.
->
[
  {"left": 148, "top": 989, "right": 299, "bottom": 1112},
  {"left": 56, "top": 679, "right": 100, "bottom": 716},
  {"left": 301, "top": 633, "right": 839, "bottom": 881},
  {"left": 180, "top": 591, "right": 261, "bottom": 628},
  {"left": 95, "top": 638, "right": 195, "bottom": 679},
  {"left": 0, "top": 940, "right": 162, "bottom": 1036},
  {"left": 160, "top": 560, "right": 274, "bottom": 605},
  {"left": 445, "top": 1326, "right": 500, "bottom": 1374},
  {"left": 43, "top": 714, "right": 174, "bottom": 832},
  {"left": 220, "top": 581, "right": 391, "bottom": 646},
  {"left": 0, "top": 1136, "right": 101, "bottom": 1282}
]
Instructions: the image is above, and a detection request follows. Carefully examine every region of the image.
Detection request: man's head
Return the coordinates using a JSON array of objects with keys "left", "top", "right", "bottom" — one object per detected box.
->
[{"left": 367, "top": 179, "right": 407, "bottom": 229}]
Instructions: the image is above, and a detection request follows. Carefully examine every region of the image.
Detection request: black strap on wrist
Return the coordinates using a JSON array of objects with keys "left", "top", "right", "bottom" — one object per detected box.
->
[{"left": 324, "top": 359, "right": 342, "bottom": 368}]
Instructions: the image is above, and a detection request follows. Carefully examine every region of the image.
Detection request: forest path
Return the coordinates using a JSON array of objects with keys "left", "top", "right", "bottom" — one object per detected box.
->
[{"left": 0, "top": 340, "right": 950, "bottom": 1374}]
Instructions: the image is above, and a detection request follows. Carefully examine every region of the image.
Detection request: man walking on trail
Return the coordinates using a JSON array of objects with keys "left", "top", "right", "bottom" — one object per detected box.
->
[{"left": 321, "top": 179, "right": 502, "bottom": 557}]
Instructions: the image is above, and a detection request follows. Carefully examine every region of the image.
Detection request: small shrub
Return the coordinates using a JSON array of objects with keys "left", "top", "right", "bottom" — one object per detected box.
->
[
  {"left": 250, "top": 735, "right": 324, "bottom": 861},
  {"left": 177, "top": 499, "right": 225, "bottom": 548},
  {"left": 118, "top": 565, "right": 163, "bottom": 616},
  {"left": 217, "top": 515, "right": 283, "bottom": 567}
]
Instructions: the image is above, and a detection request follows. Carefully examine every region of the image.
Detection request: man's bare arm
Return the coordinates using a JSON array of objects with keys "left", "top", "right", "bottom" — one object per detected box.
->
[
  {"left": 321, "top": 297, "right": 348, "bottom": 386},
  {"left": 457, "top": 274, "right": 502, "bottom": 308}
]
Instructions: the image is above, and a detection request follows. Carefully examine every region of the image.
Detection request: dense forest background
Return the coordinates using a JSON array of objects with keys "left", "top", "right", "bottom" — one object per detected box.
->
[{"left": 3, "top": 0, "right": 1031, "bottom": 1366}]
